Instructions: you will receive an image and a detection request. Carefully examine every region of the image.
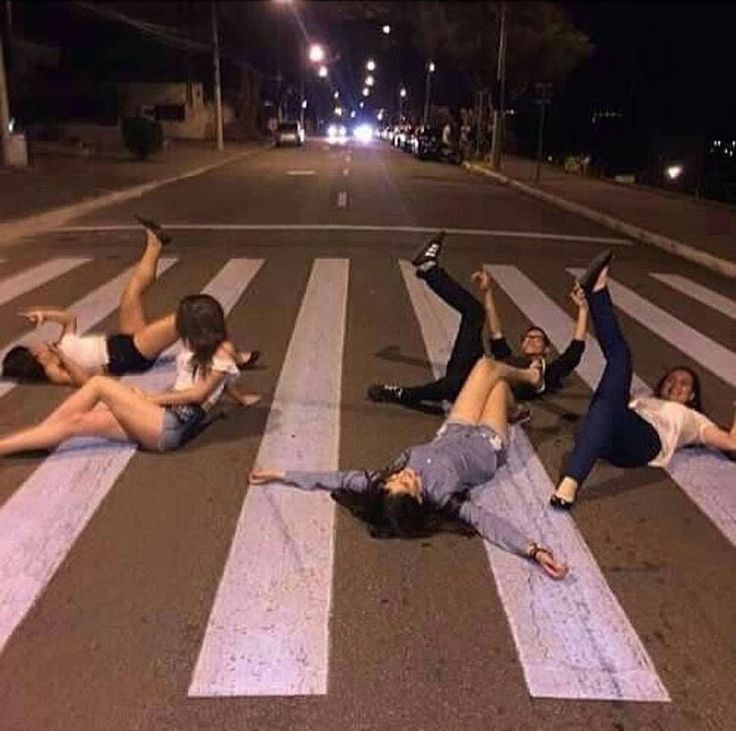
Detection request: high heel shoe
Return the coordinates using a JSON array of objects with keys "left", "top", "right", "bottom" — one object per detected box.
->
[
  {"left": 577, "top": 249, "right": 613, "bottom": 294},
  {"left": 549, "top": 494, "right": 575, "bottom": 511},
  {"left": 135, "top": 215, "right": 172, "bottom": 245}
]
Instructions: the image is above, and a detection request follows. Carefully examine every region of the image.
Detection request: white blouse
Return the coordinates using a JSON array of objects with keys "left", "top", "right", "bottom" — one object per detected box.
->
[
  {"left": 629, "top": 396, "right": 715, "bottom": 467},
  {"left": 173, "top": 349, "right": 239, "bottom": 411},
  {"left": 59, "top": 333, "right": 109, "bottom": 371}
]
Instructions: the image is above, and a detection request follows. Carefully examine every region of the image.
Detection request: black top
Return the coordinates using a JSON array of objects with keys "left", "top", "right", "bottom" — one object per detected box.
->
[{"left": 490, "top": 336, "right": 585, "bottom": 400}]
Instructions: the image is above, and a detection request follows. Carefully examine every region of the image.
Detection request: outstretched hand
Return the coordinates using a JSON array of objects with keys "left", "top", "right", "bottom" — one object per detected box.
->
[
  {"left": 248, "top": 468, "right": 286, "bottom": 485},
  {"left": 20, "top": 309, "right": 45, "bottom": 327},
  {"left": 535, "top": 548, "right": 569, "bottom": 580},
  {"left": 471, "top": 269, "right": 491, "bottom": 292}
]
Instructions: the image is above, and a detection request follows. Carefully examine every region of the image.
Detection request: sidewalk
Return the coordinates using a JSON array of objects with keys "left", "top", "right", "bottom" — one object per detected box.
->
[
  {"left": 465, "top": 155, "right": 736, "bottom": 279},
  {"left": 0, "top": 140, "right": 264, "bottom": 247}
]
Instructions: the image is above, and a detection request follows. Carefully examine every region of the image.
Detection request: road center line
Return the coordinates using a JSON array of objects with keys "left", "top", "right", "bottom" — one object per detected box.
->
[
  {"left": 53, "top": 224, "right": 632, "bottom": 246},
  {"left": 286, "top": 170, "right": 316, "bottom": 176},
  {"left": 189, "top": 258, "right": 348, "bottom": 697},
  {"left": 401, "top": 259, "right": 669, "bottom": 702}
]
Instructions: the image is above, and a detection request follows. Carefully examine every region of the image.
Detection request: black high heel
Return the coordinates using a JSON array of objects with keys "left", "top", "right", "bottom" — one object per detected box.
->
[
  {"left": 577, "top": 249, "right": 613, "bottom": 294},
  {"left": 135, "top": 215, "right": 171, "bottom": 245},
  {"left": 549, "top": 494, "right": 575, "bottom": 511}
]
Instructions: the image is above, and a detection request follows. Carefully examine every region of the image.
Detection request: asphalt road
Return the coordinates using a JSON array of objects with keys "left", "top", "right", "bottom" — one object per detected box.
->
[{"left": 0, "top": 138, "right": 734, "bottom": 731}]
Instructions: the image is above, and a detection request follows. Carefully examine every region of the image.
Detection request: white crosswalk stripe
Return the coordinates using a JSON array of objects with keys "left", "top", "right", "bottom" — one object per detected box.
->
[
  {"left": 649, "top": 272, "right": 736, "bottom": 321},
  {"left": 401, "top": 260, "right": 669, "bottom": 701},
  {"left": 190, "top": 259, "right": 349, "bottom": 697},
  {"left": 0, "top": 257, "right": 90, "bottom": 307},
  {"left": 490, "top": 265, "right": 736, "bottom": 549},
  {"left": 0, "top": 259, "right": 263, "bottom": 655}
]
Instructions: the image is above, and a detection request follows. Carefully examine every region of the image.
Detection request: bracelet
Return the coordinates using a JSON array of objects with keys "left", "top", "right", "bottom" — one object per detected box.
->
[{"left": 527, "top": 543, "right": 550, "bottom": 561}]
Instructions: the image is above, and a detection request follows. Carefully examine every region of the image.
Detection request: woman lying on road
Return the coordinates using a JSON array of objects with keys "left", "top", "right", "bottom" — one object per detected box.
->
[
  {"left": 1, "top": 216, "right": 259, "bottom": 386},
  {"left": 251, "top": 355, "right": 568, "bottom": 579},
  {"left": 0, "top": 294, "right": 260, "bottom": 456},
  {"left": 550, "top": 251, "right": 736, "bottom": 510},
  {"left": 368, "top": 232, "right": 588, "bottom": 420}
]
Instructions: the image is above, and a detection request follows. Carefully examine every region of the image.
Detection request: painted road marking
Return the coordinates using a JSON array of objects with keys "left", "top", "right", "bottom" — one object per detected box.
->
[
  {"left": 649, "top": 273, "right": 736, "bottom": 321},
  {"left": 189, "top": 259, "right": 348, "bottom": 697},
  {"left": 286, "top": 170, "right": 316, "bottom": 176},
  {"left": 337, "top": 191, "right": 348, "bottom": 208},
  {"left": 0, "top": 259, "right": 263, "bottom": 655},
  {"left": 0, "top": 257, "right": 178, "bottom": 400},
  {"left": 401, "top": 259, "right": 669, "bottom": 701},
  {"left": 54, "top": 224, "right": 632, "bottom": 246},
  {"left": 344, "top": 154, "right": 351, "bottom": 163},
  {"left": 0, "top": 258, "right": 90, "bottom": 307},
  {"left": 569, "top": 269, "right": 736, "bottom": 388},
  {"left": 491, "top": 265, "right": 736, "bottom": 550},
  {"left": 342, "top": 168, "right": 349, "bottom": 177}
]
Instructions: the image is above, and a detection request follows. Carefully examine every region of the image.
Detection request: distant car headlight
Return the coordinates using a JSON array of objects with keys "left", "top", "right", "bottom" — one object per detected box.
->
[
  {"left": 354, "top": 124, "right": 373, "bottom": 144},
  {"left": 338, "top": 125, "right": 347, "bottom": 137},
  {"left": 327, "top": 124, "right": 338, "bottom": 138}
]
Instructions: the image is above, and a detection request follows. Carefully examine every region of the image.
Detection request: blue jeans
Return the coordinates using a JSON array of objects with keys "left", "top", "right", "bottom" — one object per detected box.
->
[{"left": 564, "top": 288, "right": 661, "bottom": 485}]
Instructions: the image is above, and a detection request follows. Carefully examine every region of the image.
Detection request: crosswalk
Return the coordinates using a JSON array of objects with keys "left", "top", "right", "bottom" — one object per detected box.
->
[{"left": 0, "top": 254, "right": 733, "bottom": 703}]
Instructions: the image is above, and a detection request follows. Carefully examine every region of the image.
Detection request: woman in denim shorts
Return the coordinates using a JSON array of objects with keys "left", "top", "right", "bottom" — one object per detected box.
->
[
  {"left": 251, "top": 357, "right": 568, "bottom": 579},
  {"left": 0, "top": 295, "right": 259, "bottom": 456}
]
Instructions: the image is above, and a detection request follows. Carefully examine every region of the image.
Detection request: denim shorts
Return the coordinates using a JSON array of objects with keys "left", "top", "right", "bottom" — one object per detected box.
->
[
  {"left": 437, "top": 418, "right": 508, "bottom": 467},
  {"left": 158, "top": 404, "right": 206, "bottom": 452}
]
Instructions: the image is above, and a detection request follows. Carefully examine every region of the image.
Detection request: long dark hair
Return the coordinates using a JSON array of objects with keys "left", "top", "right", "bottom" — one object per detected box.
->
[
  {"left": 331, "top": 452, "right": 476, "bottom": 540},
  {"left": 1, "top": 346, "right": 48, "bottom": 382},
  {"left": 175, "top": 294, "right": 228, "bottom": 377},
  {"left": 654, "top": 366, "right": 704, "bottom": 413}
]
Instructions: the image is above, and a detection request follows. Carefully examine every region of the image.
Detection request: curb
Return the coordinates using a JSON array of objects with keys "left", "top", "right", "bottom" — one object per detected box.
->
[
  {"left": 464, "top": 162, "right": 736, "bottom": 280},
  {"left": 0, "top": 146, "right": 265, "bottom": 249}
]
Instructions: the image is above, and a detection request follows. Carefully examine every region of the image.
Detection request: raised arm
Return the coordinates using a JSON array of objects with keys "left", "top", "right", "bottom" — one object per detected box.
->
[
  {"left": 570, "top": 283, "right": 589, "bottom": 342},
  {"left": 459, "top": 500, "right": 568, "bottom": 579},
  {"left": 471, "top": 269, "right": 504, "bottom": 339},
  {"left": 21, "top": 308, "right": 77, "bottom": 337}
]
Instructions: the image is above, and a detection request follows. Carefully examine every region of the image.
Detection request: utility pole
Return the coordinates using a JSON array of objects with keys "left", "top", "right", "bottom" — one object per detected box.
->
[
  {"left": 211, "top": 1, "right": 224, "bottom": 151},
  {"left": 489, "top": 1, "right": 507, "bottom": 169},
  {"left": 0, "top": 19, "right": 12, "bottom": 166},
  {"left": 422, "top": 61, "right": 434, "bottom": 127},
  {"left": 534, "top": 82, "right": 553, "bottom": 183}
]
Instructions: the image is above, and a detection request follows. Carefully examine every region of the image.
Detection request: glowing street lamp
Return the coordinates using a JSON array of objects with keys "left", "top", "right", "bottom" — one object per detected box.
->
[
  {"left": 301, "top": 99, "right": 308, "bottom": 109},
  {"left": 334, "top": 106, "right": 343, "bottom": 116},
  {"left": 423, "top": 61, "right": 435, "bottom": 125},
  {"left": 333, "top": 90, "right": 340, "bottom": 99},
  {"left": 399, "top": 87, "right": 407, "bottom": 98},
  {"left": 362, "top": 87, "right": 370, "bottom": 97},
  {"left": 428, "top": 61, "right": 435, "bottom": 73},
  {"left": 350, "top": 110, "right": 356, "bottom": 118},
  {"left": 366, "top": 59, "right": 376, "bottom": 72},
  {"left": 382, "top": 24, "right": 391, "bottom": 34},
  {"left": 365, "top": 75, "right": 375, "bottom": 87},
  {"left": 359, "top": 101, "right": 364, "bottom": 109},
  {"left": 308, "top": 44, "right": 325, "bottom": 63},
  {"left": 318, "top": 65, "right": 328, "bottom": 79}
]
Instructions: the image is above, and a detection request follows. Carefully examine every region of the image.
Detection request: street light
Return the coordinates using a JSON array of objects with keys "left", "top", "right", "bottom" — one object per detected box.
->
[
  {"left": 301, "top": 100, "right": 308, "bottom": 109},
  {"left": 362, "top": 87, "right": 370, "bottom": 97},
  {"left": 366, "top": 59, "right": 376, "bottom": 72},
  {"left": 308, "top": 44, "right": 325, "bottom": 63},
  {"left": 365, "top": 75, "right": 375, "bottom": 87},
  {"left": 382, "top": 24, "right": 391, "bottom": 34},
  {"left": 423, "top": 61, "right": 435, "bottom": 126},
  {"left": 334, "top": 106, "right": 343, "bottom": 116},
  {"left": 399, "top": 86, "right": 407, "bottom": 121},
  {"left": 333, "top": 90, "right": 340, "bottom": 99},
  {"left": 318, "top": 65, "right": 328, "bottom": 79},
  {"left": 359, "top": 101, "right": 364, "bottom": 109}
]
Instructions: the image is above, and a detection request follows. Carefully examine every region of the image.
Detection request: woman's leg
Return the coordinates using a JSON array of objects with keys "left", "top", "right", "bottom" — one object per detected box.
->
[
  {"left": 477, "top": 379, "right": 513, "bottom": 444},
  {"left": 131, "top": 314, "right": 177, "bottom": 360},
  {"left": 118, "top": 230, "right": 165, "bottom": 334}
]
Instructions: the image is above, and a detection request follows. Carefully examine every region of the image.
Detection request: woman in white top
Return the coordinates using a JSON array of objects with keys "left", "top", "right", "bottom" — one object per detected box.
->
[
  {"left": 550, "top": 255, "right": 736, "bottom": 510},
  {"left": 1, "top": 216, "right": 259, "bottom": 386},
  {"left": 0, "top": 294, "right": 259, "bottom": 455}
]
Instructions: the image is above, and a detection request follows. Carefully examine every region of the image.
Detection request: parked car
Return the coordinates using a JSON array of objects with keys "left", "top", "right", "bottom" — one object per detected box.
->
[
  {"left": 275, "top": 121, "right": 305, "bottom": 147},
  {"left": 411, "top": 125, "right": 442, "bottom": 159}
]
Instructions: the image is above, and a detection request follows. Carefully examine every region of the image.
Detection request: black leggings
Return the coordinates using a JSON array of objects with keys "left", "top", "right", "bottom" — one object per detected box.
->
[
  {"left": 563, "top": 287, "right": 661, "bottom": 485},
  {"left": 402, "top": 266, "right": 485, "bottom": 403}
]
